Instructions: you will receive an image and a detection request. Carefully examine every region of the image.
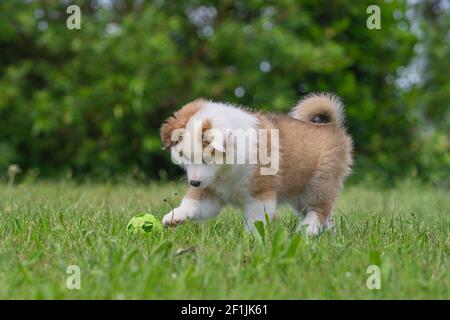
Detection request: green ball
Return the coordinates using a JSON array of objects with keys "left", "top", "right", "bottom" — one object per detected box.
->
[{"left": 127, "top": 213, "right": 164, "bottom": 235}]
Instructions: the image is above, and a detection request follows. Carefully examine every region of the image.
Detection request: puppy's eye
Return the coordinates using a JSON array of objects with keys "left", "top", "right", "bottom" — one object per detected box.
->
[{"left": 178, "top": 135, "right": 183, "bottom": 141}]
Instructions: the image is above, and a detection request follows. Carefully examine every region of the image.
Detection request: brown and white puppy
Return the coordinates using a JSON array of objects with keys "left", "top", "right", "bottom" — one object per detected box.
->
[{"left": 160, "top": 93, "right": 353, "bottom": 235}]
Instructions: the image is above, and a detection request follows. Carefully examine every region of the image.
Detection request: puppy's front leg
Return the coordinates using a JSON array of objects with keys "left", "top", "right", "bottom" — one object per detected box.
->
[
  {"left": 243, "top": 195, "right": 277, "bottom": 232},
  {"left": 162, "top": 187, "right": 222, "bottom": 227}
]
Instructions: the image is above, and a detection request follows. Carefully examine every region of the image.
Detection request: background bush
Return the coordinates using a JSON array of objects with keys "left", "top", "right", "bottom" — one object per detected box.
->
[{"left": 0, "top": 0, "right": 448, "bottom": 183}]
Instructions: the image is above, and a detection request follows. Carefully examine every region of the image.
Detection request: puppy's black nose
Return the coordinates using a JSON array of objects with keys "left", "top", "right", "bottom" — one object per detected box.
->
[{"left": 189, "top": 180, "right": 201, "bottom": 187}]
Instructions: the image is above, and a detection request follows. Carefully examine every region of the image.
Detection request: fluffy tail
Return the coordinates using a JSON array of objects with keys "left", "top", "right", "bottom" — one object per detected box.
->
[{"left": 289, "top": 93, "right": 345, "bottom": 125}]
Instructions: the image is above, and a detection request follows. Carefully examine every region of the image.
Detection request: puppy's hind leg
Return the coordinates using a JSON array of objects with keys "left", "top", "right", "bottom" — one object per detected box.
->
[
  {"left": 296, "top": 206, "right": 334, "bottom": 236},
  {"left": 297, "top": 210, "right": 321, "bottom": 235},
  {"left": 296, "top": 174, "right": 338, "bottom": 236},
  {"left": 243, "top": 194, "right": 277, "bottom": 232},
  {"left": 325, "top": 212, "right": 336, "bottom": 232}
]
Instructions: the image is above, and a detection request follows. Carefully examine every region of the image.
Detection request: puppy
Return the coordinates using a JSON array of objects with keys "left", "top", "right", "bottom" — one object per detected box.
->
[{"left": 160, "top": 93, "right": 353, "bottom": 235}]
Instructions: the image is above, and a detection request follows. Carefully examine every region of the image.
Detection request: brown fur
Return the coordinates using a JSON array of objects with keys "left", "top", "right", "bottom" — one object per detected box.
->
[
  {"left": 201, "top": 118, "right": 213, "bottom": 148},
  {"left": 250, "top": 114, "right": 279, "bottom": 201},
  {"left": 291, "top": 93, "right": 344, "bottom": 124},
  {"left": 160, "top": 99, "right": 205, "bottom": 149},
  {"left": 250, "top": 113, "right": 353, "bottom": 222}
]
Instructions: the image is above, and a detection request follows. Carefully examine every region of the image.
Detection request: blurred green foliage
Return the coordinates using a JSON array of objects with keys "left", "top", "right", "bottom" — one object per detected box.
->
[{"left": 0, "top": 0, "right": 448, "bottom": 183}]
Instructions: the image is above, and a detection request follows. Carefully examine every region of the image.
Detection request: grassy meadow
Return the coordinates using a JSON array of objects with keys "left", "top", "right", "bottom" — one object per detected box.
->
[{"left": 0, "top": 180, "right": 448, "bottom": 299}]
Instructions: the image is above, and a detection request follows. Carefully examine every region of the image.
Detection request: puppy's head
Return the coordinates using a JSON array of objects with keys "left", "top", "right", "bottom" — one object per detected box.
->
[{"left": 161, "top": 100, "right": 228, "bottom": 188}]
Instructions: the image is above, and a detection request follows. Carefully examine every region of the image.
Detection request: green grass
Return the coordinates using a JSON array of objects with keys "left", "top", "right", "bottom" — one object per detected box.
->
[{"left": 0, "top": 180, "right": 448, "bottom": 299}]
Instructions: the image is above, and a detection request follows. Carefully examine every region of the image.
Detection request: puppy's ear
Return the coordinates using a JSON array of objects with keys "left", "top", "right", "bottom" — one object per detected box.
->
[
  {"left": 160, "top": 116, "right": 184, "bottom": 150},
  {"left": 160, "top": 99, "right": 205, "bottom": 150},
  {"left": 201, "top": 118, "right": 213, "bottom": 147}
]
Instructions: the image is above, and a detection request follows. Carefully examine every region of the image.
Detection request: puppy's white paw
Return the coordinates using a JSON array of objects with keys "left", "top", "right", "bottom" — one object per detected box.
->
[
  {"left": 297, "top": 211, "right": 324, "bottom": 236},
  {"left": 162, "top": 208, "right": 188, "bottom": 227},
  {"left": 325, "top": 214, "right": 336, "bottom": 232}
]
